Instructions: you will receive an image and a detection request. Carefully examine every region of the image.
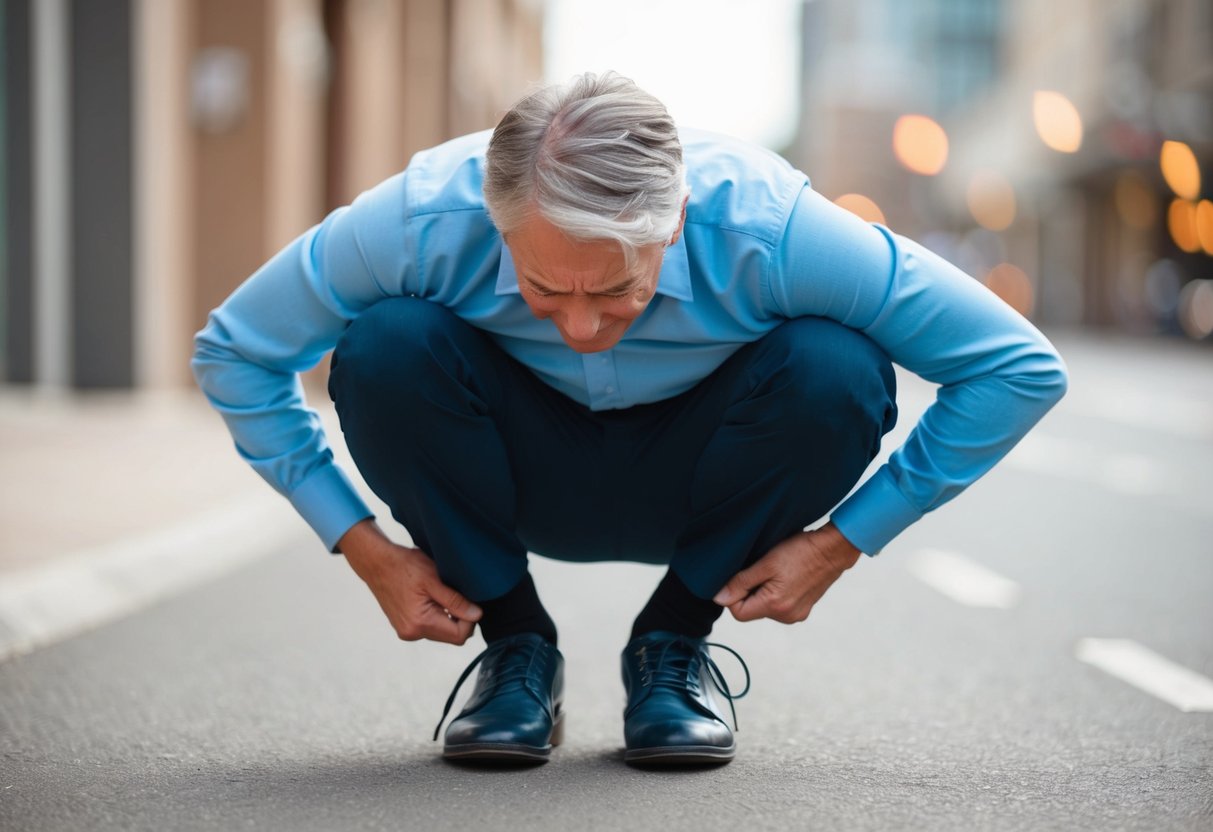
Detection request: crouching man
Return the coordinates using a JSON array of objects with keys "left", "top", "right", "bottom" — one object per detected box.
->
[{"left": 193, "top": 72, "right": 1067, "bottom": 766}]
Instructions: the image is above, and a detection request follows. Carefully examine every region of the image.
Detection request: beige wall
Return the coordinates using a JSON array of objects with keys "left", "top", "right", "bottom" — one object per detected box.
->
[
  {"left": 134, "top": 0, "right": 194, "bottom": 387},
  {"left": 329, "top": 0, "right": 543, "bottom": 204},
  {"left": 191, "top": 0, "right": 271, "bottom": 333},
  {"left": 132, "top": 0, "right": 544, "bottom": 387}
]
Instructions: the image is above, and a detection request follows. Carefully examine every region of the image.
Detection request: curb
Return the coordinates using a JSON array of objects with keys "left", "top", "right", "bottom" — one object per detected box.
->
[{"left": 0, "top": 492, "right": 306, "bottom": 663}]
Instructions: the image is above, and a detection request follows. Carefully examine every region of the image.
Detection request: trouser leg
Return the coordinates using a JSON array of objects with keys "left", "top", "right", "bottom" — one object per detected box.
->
[
  {"left": 631, "top": 316, "right": 898, "bottom": 635},
  {"left": 328, "top": 298, "right": 538, "bottom": 602}
]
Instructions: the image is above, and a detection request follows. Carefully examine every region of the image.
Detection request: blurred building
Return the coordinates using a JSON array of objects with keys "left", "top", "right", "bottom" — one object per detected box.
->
[
  {"left": 1, "top": 0, "right": 544, "bottom": 390},
  {"left": 793, "top": 0, "right": 1213, "bottom": 339}
]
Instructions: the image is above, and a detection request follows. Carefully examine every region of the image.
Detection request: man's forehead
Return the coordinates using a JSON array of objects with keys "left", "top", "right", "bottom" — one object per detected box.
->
[{"left": 523, "top": 270, "right": 642, "bottom": 295}]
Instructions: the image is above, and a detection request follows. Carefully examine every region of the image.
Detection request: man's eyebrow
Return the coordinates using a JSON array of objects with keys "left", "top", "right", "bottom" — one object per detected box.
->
[{"left": 524, "top": 276, "right": 639, "bottom": 295}]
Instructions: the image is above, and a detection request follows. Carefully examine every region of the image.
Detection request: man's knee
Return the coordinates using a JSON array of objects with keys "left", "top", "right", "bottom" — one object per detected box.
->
[
  {"left": 332, "top": 297, "right": 457, "bottom": 387},
  {"left": 749, "top": 317, "right": 897, "bottom": 439}
]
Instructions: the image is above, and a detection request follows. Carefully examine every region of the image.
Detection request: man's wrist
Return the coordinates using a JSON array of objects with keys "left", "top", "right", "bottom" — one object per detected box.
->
[
  {"left": 337, "top": 519, "right": 391, "bottom": 576},
  {"left": 819, "top": 522, "right": 862, "bottom": 568}
]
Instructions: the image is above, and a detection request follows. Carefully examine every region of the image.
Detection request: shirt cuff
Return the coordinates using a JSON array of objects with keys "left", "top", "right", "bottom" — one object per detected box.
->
[
  {"left": 829, "top": 466, "right": 923, "bottom": 556},
  {"left": 287, "top": 463, "right": 375, "bottom": 552}
]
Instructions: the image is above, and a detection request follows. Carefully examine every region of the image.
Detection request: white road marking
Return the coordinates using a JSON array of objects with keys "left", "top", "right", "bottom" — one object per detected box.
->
[
  {"left": 0, "top": 492, "right": 303, "bottom": 662},
  {"left": 907, "top": 549, "right": 1021, "bottom": 609},
  {"left": 1075, "top": 638, "right": 1213, "bottom": 713}
]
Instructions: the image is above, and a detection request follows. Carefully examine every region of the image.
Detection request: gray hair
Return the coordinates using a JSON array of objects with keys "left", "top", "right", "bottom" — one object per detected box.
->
[{"left": 484, "top": 72, "right": 687, "bottom": 264}]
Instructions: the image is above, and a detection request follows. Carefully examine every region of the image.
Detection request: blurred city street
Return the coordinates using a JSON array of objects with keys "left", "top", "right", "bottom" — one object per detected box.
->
[
  {"left": 3, "top": 0, "right": 1213, "bottom": 829},
  {"left": 1, "top": 327, "right": 1210, "bottom": 831}
]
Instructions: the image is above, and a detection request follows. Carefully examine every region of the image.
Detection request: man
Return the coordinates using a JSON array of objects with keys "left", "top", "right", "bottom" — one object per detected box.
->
[{"left": 193, "top": 72, "right": 1067, "bottom": 766}]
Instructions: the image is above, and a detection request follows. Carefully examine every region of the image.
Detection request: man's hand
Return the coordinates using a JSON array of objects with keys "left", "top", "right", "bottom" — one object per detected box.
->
[
  {"left": 712, "top": 522, "right": 862, "bottom": 624},
  {"left": 338, "top": 519, "right": 481, "bottom": 645}
]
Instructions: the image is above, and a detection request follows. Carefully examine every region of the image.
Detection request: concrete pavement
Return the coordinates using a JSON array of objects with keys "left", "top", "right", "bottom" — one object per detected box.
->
[{"left": 1, "top": 328, "right": 1211, "bottom": 829}]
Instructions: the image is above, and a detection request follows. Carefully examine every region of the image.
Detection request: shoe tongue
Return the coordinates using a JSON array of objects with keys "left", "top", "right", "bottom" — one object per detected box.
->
[
  {"left": 634, "top": 631, "right": 705, "bottom": 649},
  {"left": 485, "top": 639, "right": 540, "bottom": 686}
]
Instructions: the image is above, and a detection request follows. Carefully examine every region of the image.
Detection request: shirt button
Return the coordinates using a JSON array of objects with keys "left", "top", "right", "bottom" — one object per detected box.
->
[
  {"left": 600, "top": 355, "right": 609, "bottom": 362},
  {"left": 605, "top": 386, "right": 615, "bottom": 394}
]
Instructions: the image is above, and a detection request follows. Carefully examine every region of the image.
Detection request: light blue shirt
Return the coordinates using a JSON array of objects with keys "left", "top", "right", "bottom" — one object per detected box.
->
[{"left": 193, "top": 129, "right": 1068, "bottom": 556}]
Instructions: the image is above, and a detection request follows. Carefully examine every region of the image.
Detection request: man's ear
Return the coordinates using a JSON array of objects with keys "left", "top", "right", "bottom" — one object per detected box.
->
[{"left": 668, "top": 195, "right": 689, "bottom": 246}]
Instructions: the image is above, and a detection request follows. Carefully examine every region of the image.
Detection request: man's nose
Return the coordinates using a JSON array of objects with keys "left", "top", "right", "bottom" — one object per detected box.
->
[{"left": 560, "top": 300, "right": 601, "bottom": 342}]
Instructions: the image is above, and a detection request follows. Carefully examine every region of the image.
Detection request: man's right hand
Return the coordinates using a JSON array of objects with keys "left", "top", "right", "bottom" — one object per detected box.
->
[{"left": 337, "top": 519, "right": 482, "bottom": 645}]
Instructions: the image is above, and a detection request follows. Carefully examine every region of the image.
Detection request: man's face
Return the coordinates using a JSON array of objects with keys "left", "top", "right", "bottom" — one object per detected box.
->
[{"left": 506, "top": 214, "right": 679, "bottom": 354}]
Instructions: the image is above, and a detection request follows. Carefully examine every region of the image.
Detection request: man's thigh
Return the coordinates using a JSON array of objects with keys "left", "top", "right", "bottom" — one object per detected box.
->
[{"left": 503, "top": 346, "right": 755, "bottom": 566}]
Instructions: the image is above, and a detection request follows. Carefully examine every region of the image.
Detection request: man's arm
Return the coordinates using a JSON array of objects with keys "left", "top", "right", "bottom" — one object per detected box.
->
[
  {"left": 191, "top": 175, "right": 409, "bottom": 549},
  {"left": 716, "top": 185, "right": 1068, "bottom": 622},
  {"left": 192, "top": 174, "right": 479, "bottom": 645}
]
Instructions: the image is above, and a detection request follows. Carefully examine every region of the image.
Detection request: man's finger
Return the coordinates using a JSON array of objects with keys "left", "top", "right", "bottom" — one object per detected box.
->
[
  {"left": 728, "top": 588, "right": 772, "bottom": 622},
  {"left": 432, "top": 584, "right": 483, "bottom": 622},
  {"left": 713, "top": 561, "right": 773, "bottom": 607},
  {"left": 422, "top": 609, "right": 476, "bottom": 645}
]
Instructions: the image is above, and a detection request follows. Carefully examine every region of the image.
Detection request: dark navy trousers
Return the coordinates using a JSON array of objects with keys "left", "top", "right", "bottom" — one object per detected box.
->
[{"left": 328, "top": 298, "right": 897, "bottom": 602}]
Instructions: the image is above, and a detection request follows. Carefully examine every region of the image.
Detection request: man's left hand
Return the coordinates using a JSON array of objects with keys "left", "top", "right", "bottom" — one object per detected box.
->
[{"left": 713, "top": 523, "right": 862, "bottom": 624}]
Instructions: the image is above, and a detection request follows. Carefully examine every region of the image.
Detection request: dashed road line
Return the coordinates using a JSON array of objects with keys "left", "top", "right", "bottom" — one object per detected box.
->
[
  {"left": 1075, "top": 638, "right": 1213, "bottom": 713},
  {"left": 906, "top": 549, "right": 1021, "bottom": 609},
  {"left": 0, "top": 492, "right": 303, "bottom": 663}
]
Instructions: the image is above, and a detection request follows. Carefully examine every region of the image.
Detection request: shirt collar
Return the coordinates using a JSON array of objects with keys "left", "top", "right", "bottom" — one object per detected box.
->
[{"left": 495, "top": 234, "right": 693, "bottom": 302}]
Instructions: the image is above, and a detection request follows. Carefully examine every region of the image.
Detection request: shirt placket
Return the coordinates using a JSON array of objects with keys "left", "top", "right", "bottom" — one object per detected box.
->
[{"left": 582, "top": 350, "right": 623, "bottom": 410}]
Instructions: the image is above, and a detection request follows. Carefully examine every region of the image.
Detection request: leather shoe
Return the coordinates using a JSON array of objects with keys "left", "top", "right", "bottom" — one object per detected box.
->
[
  {"left": 621, "top": 631, "right": 750, "bottom": 765},
  {"left": 434, "top": 633, "right": 564, "bottom": 762}
]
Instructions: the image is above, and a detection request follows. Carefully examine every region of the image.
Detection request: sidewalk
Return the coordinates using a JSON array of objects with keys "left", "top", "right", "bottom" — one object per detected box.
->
[
  {"left": 0, "top": 388, "right": 277, "bottom": 573},
  {"left": 0, "top": 386, "right": 353, "bottom": 660}
]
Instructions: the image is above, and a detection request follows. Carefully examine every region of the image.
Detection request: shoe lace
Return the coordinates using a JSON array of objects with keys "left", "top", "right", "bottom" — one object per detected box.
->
[
  {"left": 431, "top": 637, "right": 546, "bottom": 741},
  {"left": 633, "top": 637, "right": 752, "bottom": 731}
]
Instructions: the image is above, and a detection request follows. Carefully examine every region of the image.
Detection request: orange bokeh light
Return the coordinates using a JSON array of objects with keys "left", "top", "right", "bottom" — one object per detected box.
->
[
  {"left": 1168, "top": 199, "right": 1201, "bottom": 253},
  {"left": 1114, "top": 171, "right": 1157, "bottom": 230},
  {"left": 1194, "top": 200, "right": 1213, "bottom": 256},
  {"left": 966, "top": 170, "right": 1017, "bottom": 231},
  {"left": 1033, "top": 91, "right": 1083, "bottom": 153},
  {"left": 834, "top": 193, "right": 887, "bottom": 225},
  {"left": 892, "top": 115, "right": 948, "bottom": 175},
  {"left": 984, "top": 263, "right": 1035, "bottom": 317},
  {"left": 1160, "top": 141, "right": 1201, "bottom": 201}
]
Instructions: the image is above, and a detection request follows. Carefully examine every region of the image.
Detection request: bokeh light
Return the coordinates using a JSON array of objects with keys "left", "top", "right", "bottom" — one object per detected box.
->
[
  {"left": 1196, "top": 200, "right": 1213, "bottom": 255},
  {"left": 1033, "top": 91, "right": 1083, "bottom": 153},
  {"left": 966, "top": 170, "right": 1017, "bottom": 231},
  {"left": 984, "top": 263, "right": 1035, "bottom": 316},
  {"left": 1160, "top": 141, "right": 1201, "bottom": 200},
  {"left": 1144, "top": 259, "right": 1183, "bottom": 319},
  {"left": 1114, "top": 171, "right": 1157, "bottom": 230},
  {"left": 1168, "top": 199, "right": 1201, "bottom": 253},
  {"left": 893, "top": 115, "right": 949, "bottom": 175},
  {"left": 1177, "top": 279, "right": 1213, "bottom": 339},
  {"left": 834, "top": 193, "right": 887, "bottom": 225}
]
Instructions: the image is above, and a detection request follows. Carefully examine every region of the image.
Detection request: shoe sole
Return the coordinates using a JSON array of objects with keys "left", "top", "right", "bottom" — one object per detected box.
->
[
  {"left": 624, "top": 743, "right": 735, "bottom": 766},
  {"left": 443, "top": 712, "right": 564, "bottom": 764}
]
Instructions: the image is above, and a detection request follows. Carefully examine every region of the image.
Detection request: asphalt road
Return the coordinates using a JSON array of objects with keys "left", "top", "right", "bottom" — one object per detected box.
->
[{"left": 2, "top": 331, "right": 1211, "bottom": 831}]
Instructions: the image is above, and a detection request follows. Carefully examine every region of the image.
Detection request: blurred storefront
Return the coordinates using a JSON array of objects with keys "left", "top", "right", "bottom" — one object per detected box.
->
[
  {"left": 793, "top": 0, "right": 1213, "bottom": 340},
  {"left": 1, "top": 0, "right": 544, "bottom": 390}
]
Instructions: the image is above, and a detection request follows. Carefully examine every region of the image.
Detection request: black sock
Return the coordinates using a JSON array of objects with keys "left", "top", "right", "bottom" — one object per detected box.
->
[
  {"left": 477, "top": 572, "right": 558, "bottom": 646},
  {"left": 630, "top": 570, "right": 723, "bottom": 640}
]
